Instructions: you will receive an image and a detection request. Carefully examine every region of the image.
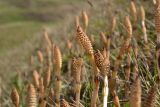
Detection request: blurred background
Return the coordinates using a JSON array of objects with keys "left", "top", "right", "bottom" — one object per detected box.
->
[
  {"left": 0, "top": 0, "right": 88, "bottom": 77},
  {"left": 0, "top": 0, "right": 86, "bottom": 105},
  {"left": 0, "top": 0, "right": 84, "bottom": 55}
]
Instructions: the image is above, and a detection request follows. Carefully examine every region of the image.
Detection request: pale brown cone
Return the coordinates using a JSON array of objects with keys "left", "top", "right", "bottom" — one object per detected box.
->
[
  {"left": 125, "top": 16, "right": 132, "bottom": 37},
  {"left": 43, "top": 29, "right": 52, "bottom": 48},
  {"left": 76, "top": 26, "right": 93, "bottom": 55},
  {"left": 130, "top": 1, "right": 137, "bottom": 22},
  {"left": 53, "top": 45, "right": 62, "bottom": 69},
  {"left": 94, "top": 50, "right": 104, "bottom": 71},
  {"left": 100, "top": 32, "right": 107, "bottom": 46},
  {"left": 82, "top": 10, "right": 89, "bottom": 29},
  {"left": 111, "top": 16, "right": 116, "bottom": 33},
  {"left": 11, "top": 87, "right": 19, "bottom": 107},
  {"left": 94, "top": 50, "right": 110, "bottom": 76},
  {"left": 26, "top": 84, "right": 37, "bottom": 107},
  {"left": 37, "top": 50, "right": 44, "bottom": 64},
  {"left": 30, "top": 55, "right": 34, "bottom": 66},
  {"left": 71, "top": 57, "right": 83, "bottom": 83},
  {"left": 32, "top": 70, "right": 40, "bottom": 89}
]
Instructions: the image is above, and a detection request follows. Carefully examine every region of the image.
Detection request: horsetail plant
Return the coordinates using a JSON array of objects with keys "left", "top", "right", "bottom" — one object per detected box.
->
[
  {"left": 71, "top": 57, "right": 83, "bottom": 106},
  {"left": 111, "top": 16, "right": 116, "bottom": 34},
  {"left": 39, "top": 78, "right": 46, "bottom": 107},
  {"left": 11, "top": 87, "right": 19, "bottom": 107},
  {"left": 32, "top": 70, "right": 40, "bottom": 90},
  {"left": 113, "top": 16, "right": 132, "bottom": 78},
  {"left": 155, "top": 0, "right": 160, "bottom": 79},
  {"left": 43, "top": 29, "right": 52, "bottom": 49},
  {"left": 76, "top": 25, "right": 100, "bottom": 106},
  {"left": 129, "top": 76, "right": 141, "bottom": 107},
  {"left": 94, "top": 50, "right": 110, "bottom": 107},
  {"left": 37, "top": 50, "right": 44, "bottom": 74},
  {"left": 26, "top": 84, "right": 37, "bottom": 107},
  {"left": 124, "top": 53, "right": 131, "bottom": 99},
  {"left": 140, "top": 5, "right": 148, "bottom": 44},
  {"left": 130, "top": 1, "right": 137, "bottom": 23},
  {"left": 81, "top": 10, "right": 89, "bottom": 33},
  {"left": 53, "top": 45, "right": 62, "bottom": 107},
  {"left": 44, "top": 67, "right": 51, "bottom": 90}
]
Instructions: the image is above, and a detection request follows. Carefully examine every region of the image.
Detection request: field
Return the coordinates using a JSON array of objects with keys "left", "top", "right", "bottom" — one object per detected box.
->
[{"left": 1, "top": 0, "right": 160, "bottom": 107}]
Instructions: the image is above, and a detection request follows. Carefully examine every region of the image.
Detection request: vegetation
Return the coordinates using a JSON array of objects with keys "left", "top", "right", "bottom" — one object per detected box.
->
[{"left": 1, "top": 0, "right": 160, "bottom": 107}]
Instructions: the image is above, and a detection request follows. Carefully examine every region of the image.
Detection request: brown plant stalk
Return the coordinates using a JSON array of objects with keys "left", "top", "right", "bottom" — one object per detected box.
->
[
  {"left": 129, "top": 76, "right": 141, "bottom": 107},
  {"left": 111, "top": 91, "right": 120, "bottom": 107},
  {"left": 155, "top": 0, "right": 160, "bottom": 78},
  {"left": 39, "top": 78, "right": 46, "bottom": 107},
  {"left": 91, "top": 76, "right": 100, "bottom": 107},
  {"left": 124, "top": 46, "right": 131, "bottom": 99},
  {"left": 45, "top": 46, "right": 52, "bottom": 68}
]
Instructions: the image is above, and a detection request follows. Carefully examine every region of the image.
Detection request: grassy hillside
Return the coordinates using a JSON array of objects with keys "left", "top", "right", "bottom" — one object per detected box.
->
[{"left": 0, "top": 0, "right": 83, "bottom": 55}]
